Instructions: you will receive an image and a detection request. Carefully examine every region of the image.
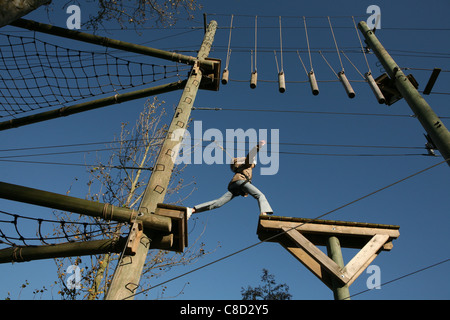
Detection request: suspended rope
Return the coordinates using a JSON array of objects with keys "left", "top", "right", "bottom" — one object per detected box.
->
[
  {"left": 222, "top": 14, "right": 234, "bottom": 85},
  {"left": 275, "top": 16, "right": 286, "bottom": 93},
  {"left": 302, "top": 16, "right": 319, "bottom": 95},
  {"left": 351, "top": 16, "right": 386, "bottom": 104},
  {"left": 250, "top": 15, "right": 258, "bottom": 89},
  {"left": 352, "top": 16, "right": 371, "bottom": 73},
  {"left": 328, "top": 16, "right": 344, "bottom": 72},
  {"left": 253, "top": 16, "right": 258, "bottom": 72},
  {"left": 340, "top": 50, "right": 365, "bottom": 79},
  {"left": 279, "top": 16, "right": 284, "bottom": 73},
  {"left": 326, "top": 16, "right": 355, "bottom": 98},
  {"left": 303, "top": 16, "right": 314, "bottom": 72}
]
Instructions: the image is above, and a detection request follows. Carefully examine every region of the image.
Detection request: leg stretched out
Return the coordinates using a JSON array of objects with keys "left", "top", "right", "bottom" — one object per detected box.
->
[
  {"left": 240, "top": 182, "right": 273, "bottom": 215},
  {"left": 193, "top": 191, "right": 235, "bottom": 213}
]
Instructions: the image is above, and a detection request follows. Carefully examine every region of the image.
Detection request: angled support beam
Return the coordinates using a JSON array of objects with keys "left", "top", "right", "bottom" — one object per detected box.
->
[
  {"left": 423, "top": 68, "right": 441, "bottom": 95},
  {"left": 343, "top": 234, "right": 389, "bottom": 286},
  {"left": 282, "top": 227, "right": 349, "bottom": 285}
]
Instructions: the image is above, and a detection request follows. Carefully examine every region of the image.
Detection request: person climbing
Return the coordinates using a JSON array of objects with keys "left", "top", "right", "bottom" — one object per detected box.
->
[{"left": 186, "top": 140, "right": 273, "bottom": 219}]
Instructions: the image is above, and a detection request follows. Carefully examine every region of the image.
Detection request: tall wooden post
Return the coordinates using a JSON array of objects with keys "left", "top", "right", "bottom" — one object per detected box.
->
[
  {"left": 358, "top": 21, "right": 450, "bottom": 166},
  {"left": 105, "top": 20, "right": 218, "bottom": 300},
  {"left": 326, "top": 236, "right": 350, "bottom": 300}
]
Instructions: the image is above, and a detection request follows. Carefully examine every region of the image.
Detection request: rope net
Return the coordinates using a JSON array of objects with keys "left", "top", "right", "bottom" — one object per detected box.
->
[
  {"left": 0, "top": 32, "right": 188, "bottom": 119},
  {"left": 0, "top": 209, "right": 122, "bottom": 248}
]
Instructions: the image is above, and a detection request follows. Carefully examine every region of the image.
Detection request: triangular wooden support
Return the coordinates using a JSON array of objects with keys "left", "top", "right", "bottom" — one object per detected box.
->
[{"left": 257, "top": 215, "right": 400, "bottom": 290}]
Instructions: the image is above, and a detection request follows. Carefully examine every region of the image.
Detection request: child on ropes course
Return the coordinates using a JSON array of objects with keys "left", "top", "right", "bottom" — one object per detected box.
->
[{"left": 186, "top": 140, "right": 273, "bottom": 219}]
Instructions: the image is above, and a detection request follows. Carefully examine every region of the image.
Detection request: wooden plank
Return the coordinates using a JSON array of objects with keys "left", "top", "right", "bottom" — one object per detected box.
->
[
  {"left": 281, "top": 227, "right": 350, "bottom": 284},
  {"left": 259, "top": 215, "right": 400, "bottom": 230},
  {"left": 260, "top": 219, "right": 400, "bottom": 239},
  {"left": 155, "top": 205, "right": 188, "bottom": 252},
  {"left": 343, "top": 234, "right": 389, "bottom": 285}
]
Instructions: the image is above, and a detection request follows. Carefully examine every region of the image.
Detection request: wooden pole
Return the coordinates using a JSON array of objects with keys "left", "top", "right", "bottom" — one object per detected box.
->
[
  {"left": 359, "top": 21, "right": 450, "bottom": 166},
  {"left": 0, "top": 238, "right": 127, "bottom": 264},
  {"left": 104, "top": 20, "right": 218, "bottom": 300},
  {"left": 0, "top": 0, "right": 50, "bottom": 28},
  {"left": 10, "top": 18, "right": 215, "bottom": 71},
  {"left": 0, "top": 80, "right": 186, "bottom": 131},
  {"left": 326, "top": 236, "right": 350, "bottom": 300},
  {"left": 0, "top": 181, "right": 171, "bottom": 232}
]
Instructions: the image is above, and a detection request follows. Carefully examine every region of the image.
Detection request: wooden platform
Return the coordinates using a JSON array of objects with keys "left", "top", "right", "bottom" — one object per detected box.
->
[
  {"left": 257, "top": 215, "right": 400, "bottom": 289},
  {"left": 154, "top": 203, "right": 188, "bottom": 253}
]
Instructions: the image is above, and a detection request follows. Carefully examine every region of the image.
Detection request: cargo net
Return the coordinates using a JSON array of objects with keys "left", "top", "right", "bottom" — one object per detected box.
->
[
  {"left": 0, "top": 209, "right": 121, "bottom": 248},
  {"left": 0, "top": 32, "right": 189, "bottom": 119}
]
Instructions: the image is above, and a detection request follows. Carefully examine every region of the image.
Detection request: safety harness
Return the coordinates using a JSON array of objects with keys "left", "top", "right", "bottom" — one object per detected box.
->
[{"left": 229, "top": 158, "right": 252, "bottom": 197}]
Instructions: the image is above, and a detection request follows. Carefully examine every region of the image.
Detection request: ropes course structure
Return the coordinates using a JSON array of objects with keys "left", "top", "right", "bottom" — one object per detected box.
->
[
  {"left": 212, "top": 13, "right": 450, "bottom": 105},
  {"left": 0, "top": 11, "right": 449, "bottom": 300}
]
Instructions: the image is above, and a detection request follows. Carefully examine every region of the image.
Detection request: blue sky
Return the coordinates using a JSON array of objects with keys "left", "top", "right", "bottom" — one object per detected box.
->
[{"left": 1, "top": 0, "right": 449, "bottom": 300}]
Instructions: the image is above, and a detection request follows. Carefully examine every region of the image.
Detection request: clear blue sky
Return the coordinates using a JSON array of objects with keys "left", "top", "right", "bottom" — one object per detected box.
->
[{"left": 1, "top": 0, "right": 449, "bottom": 300}]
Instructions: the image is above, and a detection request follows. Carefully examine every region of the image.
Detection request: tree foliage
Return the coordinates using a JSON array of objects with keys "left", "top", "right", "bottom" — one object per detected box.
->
[
  {"left": 241, "top": 269, "right": 292, "bottom": 300},
  {"left": 57, "top": 0, "right": 202, "bottom": 30},
  {"left": 52, "top": 98, "right": 215, "bottom": 300}
]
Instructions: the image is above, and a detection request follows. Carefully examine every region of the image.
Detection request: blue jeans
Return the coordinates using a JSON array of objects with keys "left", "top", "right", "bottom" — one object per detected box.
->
[{"left": 194, "top": 180, "right": 273, "bottom": 214}]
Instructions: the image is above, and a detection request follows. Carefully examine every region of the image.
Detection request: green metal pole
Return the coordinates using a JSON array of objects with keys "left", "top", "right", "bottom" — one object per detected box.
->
[
  {"left": 0, "top": 181, "right": 171, "bottom": 232},
  {"left": 0, "top": 238, "right": 127, "bottom": 264},
  {"left": 0, "top": 80, "right": 186, "bottom": 131},
  {"left": 326, "top": 236, "right": 350, "bottom": 300},
  {"left": 358, "top": 21, "right": 450, "bottom": 166},
  {"left": 105, "top": 20, "right": 218, "bottom": 301},
  {"left": 10, "top": 19, "right": 215, "bottom": 71}
]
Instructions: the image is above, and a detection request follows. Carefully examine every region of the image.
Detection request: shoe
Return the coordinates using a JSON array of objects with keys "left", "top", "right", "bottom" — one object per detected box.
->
[{"left": 186, "top": 207, "right": 193, "bottom": 220}]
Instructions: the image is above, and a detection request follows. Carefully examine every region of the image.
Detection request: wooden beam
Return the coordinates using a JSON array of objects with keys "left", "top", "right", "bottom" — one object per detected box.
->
[
  {"left": 423, "top": 68, "right": 441, "bottom": 95},
  {"left": 281, "top": 244, "right": 333, "bottom": 289},
  {"left": 258, "top": 216, "right": 399, "bottom": 250},
  {"left": 343, "top": 234, "right": 389, "bottom": 286},
  {"left": 282, "top": 227, "right": 349, "bottom": 285}
]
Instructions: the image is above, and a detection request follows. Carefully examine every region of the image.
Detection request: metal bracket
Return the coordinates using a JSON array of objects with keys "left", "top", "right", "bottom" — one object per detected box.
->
[
  {"left": 374, "top": 73, "right": 418, "bottom": 106},
  {"left": 125, "top": 221, "right": 144, "bottom": 256},
  {"left": 199, "top": 58, "right": 221, "bottom": 91}
]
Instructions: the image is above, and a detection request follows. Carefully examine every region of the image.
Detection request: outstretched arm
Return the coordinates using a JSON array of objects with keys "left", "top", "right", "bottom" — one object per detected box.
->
[{"left": 246, "top": 140, "right": 266, "bottom": 165}]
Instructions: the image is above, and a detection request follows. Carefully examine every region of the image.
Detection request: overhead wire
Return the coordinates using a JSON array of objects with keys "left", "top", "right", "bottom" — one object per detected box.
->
[
  {"left": 224, "top": 14, "right": 234, "bottom": 71},
  {"left": 0, "top": 136, "right": 430, "bottom": 162},
  {"left": 191, "top": 106, "right": 450, "bottom": 119},
  {"left": 346, "top": 258, "right": 450, "bottom": 299}
]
